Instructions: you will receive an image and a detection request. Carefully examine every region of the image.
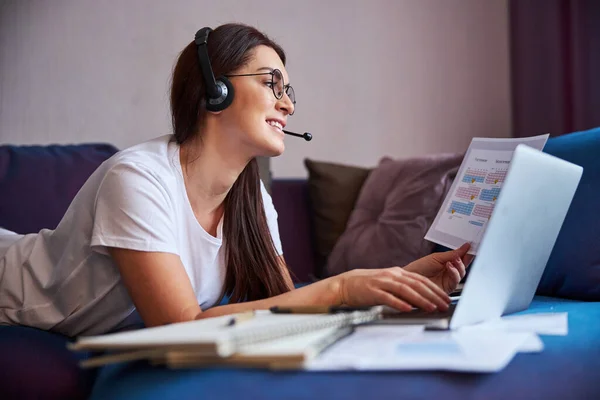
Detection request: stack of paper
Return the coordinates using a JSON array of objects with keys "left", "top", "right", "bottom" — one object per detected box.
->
[
  {"left": 307, "top": 312, "right": 567, "bottom": 373},
  {"left": 69, "top": 308, "right": 381, "bottom": 369},
  {"left": 70, "top": 309, "right": 567, "bottom": 373},
  {"left": 306, "top": 325, "right": 530, "bottom": 372},
  {"left": 163, "top": 326, "right": 354, "bottom": 370}
]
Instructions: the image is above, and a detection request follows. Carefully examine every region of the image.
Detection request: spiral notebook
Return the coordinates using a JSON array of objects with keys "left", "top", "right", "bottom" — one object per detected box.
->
[
  {"left": 70, "top": 307, "right": 382, "bottom": 368},
  {"left": 161, "top": 325, "right": 355, "bottom": 370}
]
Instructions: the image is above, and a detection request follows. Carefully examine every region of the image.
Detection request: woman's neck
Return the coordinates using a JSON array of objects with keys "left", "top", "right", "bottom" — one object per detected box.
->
[{"left": 179, "top": 133, "right": 249, "bottom": 218}]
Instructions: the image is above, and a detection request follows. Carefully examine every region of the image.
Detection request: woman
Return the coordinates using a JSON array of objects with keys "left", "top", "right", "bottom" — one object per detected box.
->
[{"left": 0, "top": 23, "right": 472, "bottom": 337}]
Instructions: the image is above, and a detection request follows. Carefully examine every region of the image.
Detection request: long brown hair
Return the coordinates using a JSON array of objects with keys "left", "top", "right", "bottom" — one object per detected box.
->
[{"left": 169, "top": 23, "right": 291, "bottom": 302}]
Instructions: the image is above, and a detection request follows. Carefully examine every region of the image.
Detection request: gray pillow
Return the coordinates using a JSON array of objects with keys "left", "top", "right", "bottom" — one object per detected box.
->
[
  {"left": 325, "top": 153, "right": 463, "bottom": 276},
  {"left": 304, "top": 159, "right": 372, "bottom": 277}
]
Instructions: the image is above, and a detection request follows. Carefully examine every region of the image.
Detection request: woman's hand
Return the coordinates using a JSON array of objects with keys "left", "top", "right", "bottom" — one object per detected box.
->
[
  {"left": 337, "top": 266, "right": 452, "bottom": 312},
  {"left": 195, "top": 244, "right": 472, "bottom": 320},
  {"left": 403, "top": 243, "right": 474, "bottom": 294}
]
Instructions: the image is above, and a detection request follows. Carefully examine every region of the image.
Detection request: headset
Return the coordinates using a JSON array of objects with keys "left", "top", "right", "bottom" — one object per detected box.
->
[
  {"left": 194, "top": 27, "right": 235, "bottom": 112},
  {"left": 193, "top": 27, "right": 312, "bottom": 141}
]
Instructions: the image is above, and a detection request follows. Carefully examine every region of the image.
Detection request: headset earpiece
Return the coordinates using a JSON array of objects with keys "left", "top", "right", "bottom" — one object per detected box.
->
[
  {"left": 194, "top": 27, "right": 235, "bottom": 112},
  {"left": 206, "top": 76, "right": 234, "bottom": 112}
]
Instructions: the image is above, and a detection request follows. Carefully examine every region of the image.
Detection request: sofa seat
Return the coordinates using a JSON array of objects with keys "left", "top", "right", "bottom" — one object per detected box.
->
[
  {"left": 87, "top": 296, "right": 600, "bottom": 400},
  {"left": 0, "top": 325, "right": 97, "bottom": 399}
]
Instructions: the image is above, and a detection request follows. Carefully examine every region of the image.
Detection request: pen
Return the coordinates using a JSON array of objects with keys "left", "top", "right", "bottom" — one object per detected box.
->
[
  {"left": 269, "top": 305, "right": 373, "bottom": 314},
  {"left": 226, "top": 311, "right": 256, "bottom": 326}
]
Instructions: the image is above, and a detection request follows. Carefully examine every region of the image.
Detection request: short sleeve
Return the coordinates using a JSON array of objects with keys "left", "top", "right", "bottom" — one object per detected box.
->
[
  {"left": 90, "top": 162, "right": 179, "bottom": 255},
  {"left": 260, "top": 181, "right": 283, "bottom": 256}
]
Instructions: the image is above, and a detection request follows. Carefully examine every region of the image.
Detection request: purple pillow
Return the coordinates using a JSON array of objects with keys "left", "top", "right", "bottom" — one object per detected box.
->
[
  {"left": 0, "top": 143, "right": 118, "bottom": 234},
  {"left": 325, "top": 153, "right": 463, "bottom": 276}
]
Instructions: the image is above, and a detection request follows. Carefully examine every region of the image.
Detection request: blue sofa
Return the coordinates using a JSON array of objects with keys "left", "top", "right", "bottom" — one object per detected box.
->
[{"left": 1, "top": 128, "right": 599, "bottom": 399}]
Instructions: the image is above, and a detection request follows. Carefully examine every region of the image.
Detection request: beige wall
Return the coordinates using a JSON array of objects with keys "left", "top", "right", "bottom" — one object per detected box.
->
[{"left": 0, "top": 0, "right": 511, "bottom": 178}]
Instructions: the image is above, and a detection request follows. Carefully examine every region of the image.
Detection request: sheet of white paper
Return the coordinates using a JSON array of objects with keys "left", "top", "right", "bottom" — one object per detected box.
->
[
  {"left": 306, "top": 325, "right": 534, "bottom": 373},
  {"left": 516, "top": 334, "right": 544, "bottom": 353},
  {"left": 464, "top": 312, "right": 568, "bottom": 336},
  {"left": 424, "top": 134, "right": 549, "bottom": 254}
]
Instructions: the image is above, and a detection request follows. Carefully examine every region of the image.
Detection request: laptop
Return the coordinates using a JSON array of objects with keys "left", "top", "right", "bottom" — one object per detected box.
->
[{"left": 380, "top": 144, "right": 583, "bottom": 330}]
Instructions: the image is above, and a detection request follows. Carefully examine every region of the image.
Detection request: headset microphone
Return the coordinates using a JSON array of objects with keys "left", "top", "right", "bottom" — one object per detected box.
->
[{"left": 283, "top": 130, "right": 312, "bottom": 141}]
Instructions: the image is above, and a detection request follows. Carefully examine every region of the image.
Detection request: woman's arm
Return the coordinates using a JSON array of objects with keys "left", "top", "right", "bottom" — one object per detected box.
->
[
  {"left": 199, "top": 271, "right": 342, "bottom": 319},
  {"left": 108, "top": 248, "right": 202, "bottom": 327},
  {"left": 110, "top": 247, "right": 451, "bottom": 327},
  {"left": 199, "top": 265, "right": 454, "bottom": 319},
  {"left": 109, "top": 248, "right": 340, "bottom": 326}
]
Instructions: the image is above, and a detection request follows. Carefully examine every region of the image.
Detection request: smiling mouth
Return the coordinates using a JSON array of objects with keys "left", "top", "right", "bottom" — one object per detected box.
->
[{"left": 266, "top": 120, "right": 284, "bottom": 133}]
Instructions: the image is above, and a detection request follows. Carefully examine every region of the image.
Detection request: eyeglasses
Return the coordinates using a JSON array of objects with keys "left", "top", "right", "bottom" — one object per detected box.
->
[{"left": 225, "top": 68, "right": 296, "bottom": 115}]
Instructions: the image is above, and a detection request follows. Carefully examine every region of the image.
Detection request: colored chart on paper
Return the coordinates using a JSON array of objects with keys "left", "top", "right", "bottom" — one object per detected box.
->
[
  {"left": 469, "top": 221, "right": 484, "bottom": 227},
  {"left": 472, "top": 204, "right": 495, "bottom": 219},
  {"left": 479, "top": 187, "right": 501, "bottom": 202},
  {"left": 462, "top": 168, "right": 487, "bottom": 184},
  {"left": 485, "top": 169, "right": 508, "bottom": 184},
  {"left": 424, "top": 134, "right": 550, "bottom": 255},
  {"left": 448, "top": 201, "right": 475, "bottom": 216},
  {"left": 455, "top": 186, "right": 481, "bottom": 201}
]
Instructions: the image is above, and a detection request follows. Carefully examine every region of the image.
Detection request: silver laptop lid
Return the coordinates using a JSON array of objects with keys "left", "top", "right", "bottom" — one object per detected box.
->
[{"left": 450, "top": 144, "right": 583, "bottom": 329}]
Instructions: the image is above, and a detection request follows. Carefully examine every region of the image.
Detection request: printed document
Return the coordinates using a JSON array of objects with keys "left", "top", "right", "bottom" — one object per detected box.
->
[
  {"left": 465, "top": 312, "right": 568, "bottom": 336},
  {"left": 425, "top": 134, "right": 549, "bottom": 254},
  {"left": 306, "top": 325, "right": 535, "bottom": 373}
]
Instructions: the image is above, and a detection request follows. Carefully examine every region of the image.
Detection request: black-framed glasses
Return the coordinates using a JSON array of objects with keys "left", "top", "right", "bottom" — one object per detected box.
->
[{"left": 225, "top": 68, "right": 296, "bottom": 115}]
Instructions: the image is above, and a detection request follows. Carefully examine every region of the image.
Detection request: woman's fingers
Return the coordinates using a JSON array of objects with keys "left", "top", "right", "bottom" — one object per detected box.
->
[
  {"left": 462, "top": 253, "right": 475, "bottom": 268},
  {"left": 374, "top": 290, "right": 413, "bottom": 312},
  {"left": 458, "top": 242, "right": 475, "bottom": 267},
  {"left": 382, "top": 270, "right": 451, "bottom": 312},
  {"left": 382, "top": 280, "right": 437, "bottom": 311},
  {"left": 404, "top": 277, "right": 451, "bottom": 311},
  {"left": 447, "top": 262, "right": 462, "bottom": 284},
  {"left": 407, "top": 271, "right": 451, "bottom": 301},
  {"left": 457, "top": 242, "right": 471, "bottom": 254},
  {"left": 452, "top": 258, "right": 466, "bottom": 278}
]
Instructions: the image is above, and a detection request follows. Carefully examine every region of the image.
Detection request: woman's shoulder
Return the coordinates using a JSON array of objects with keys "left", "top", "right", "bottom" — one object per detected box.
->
[{"left": 103, "top": 135, "right": 180, "bottom": 180}]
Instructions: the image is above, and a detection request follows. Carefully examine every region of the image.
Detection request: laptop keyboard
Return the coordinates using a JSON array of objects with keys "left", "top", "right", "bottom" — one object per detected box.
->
[
  {"left": 404, "top": 302, "right": 457, "bottom": 319},
  {"left": 381, "top": 302, "right": 457, "bottom": 320}
]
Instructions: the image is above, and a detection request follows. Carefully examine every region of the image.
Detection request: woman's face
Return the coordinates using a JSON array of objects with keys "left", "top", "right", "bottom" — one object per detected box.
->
[{"left": 219, "top": 45, "right": 295, "bottom": 158}]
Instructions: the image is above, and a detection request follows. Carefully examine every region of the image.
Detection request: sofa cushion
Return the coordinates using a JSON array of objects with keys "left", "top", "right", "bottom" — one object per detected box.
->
[
  {"left": 0, "top": 143, "right": 118, "bottom": 234},
  {"left": 0, "top": 326, "right": 97, "bottom": 400},
  {"left": 325, "top": 153, "right": 462, "bottom": 276},
  {"left": 86, "top": 298, "right": 600, "bottom": 400},
  {"left": 304, "top": 159, "right": 372, "bottom": 278},
  {"left": 538, "top": 127, "right": 600, "bottom": 300}
]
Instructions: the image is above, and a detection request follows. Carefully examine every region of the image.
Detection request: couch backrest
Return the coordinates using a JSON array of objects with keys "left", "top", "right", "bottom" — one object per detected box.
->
[
  {"left": 5, "top": 129, "right": 597, "bottom": 298},
  {"left": 0, "top": 142, "right": 315, "bottom": 283},
  {"left": 0, "top": 143, "right": 118, "bottom": 234},
  {"left": 538, "top": 127, "right": 600, "bottom": 300},
  {"left": 270, "top": 179, "right": 316, "bottom": 283}
]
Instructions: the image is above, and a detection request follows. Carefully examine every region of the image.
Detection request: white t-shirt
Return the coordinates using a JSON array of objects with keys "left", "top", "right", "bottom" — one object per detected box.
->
[{"left": 0, "top": 135, "right": 283, "bottom": 337}]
